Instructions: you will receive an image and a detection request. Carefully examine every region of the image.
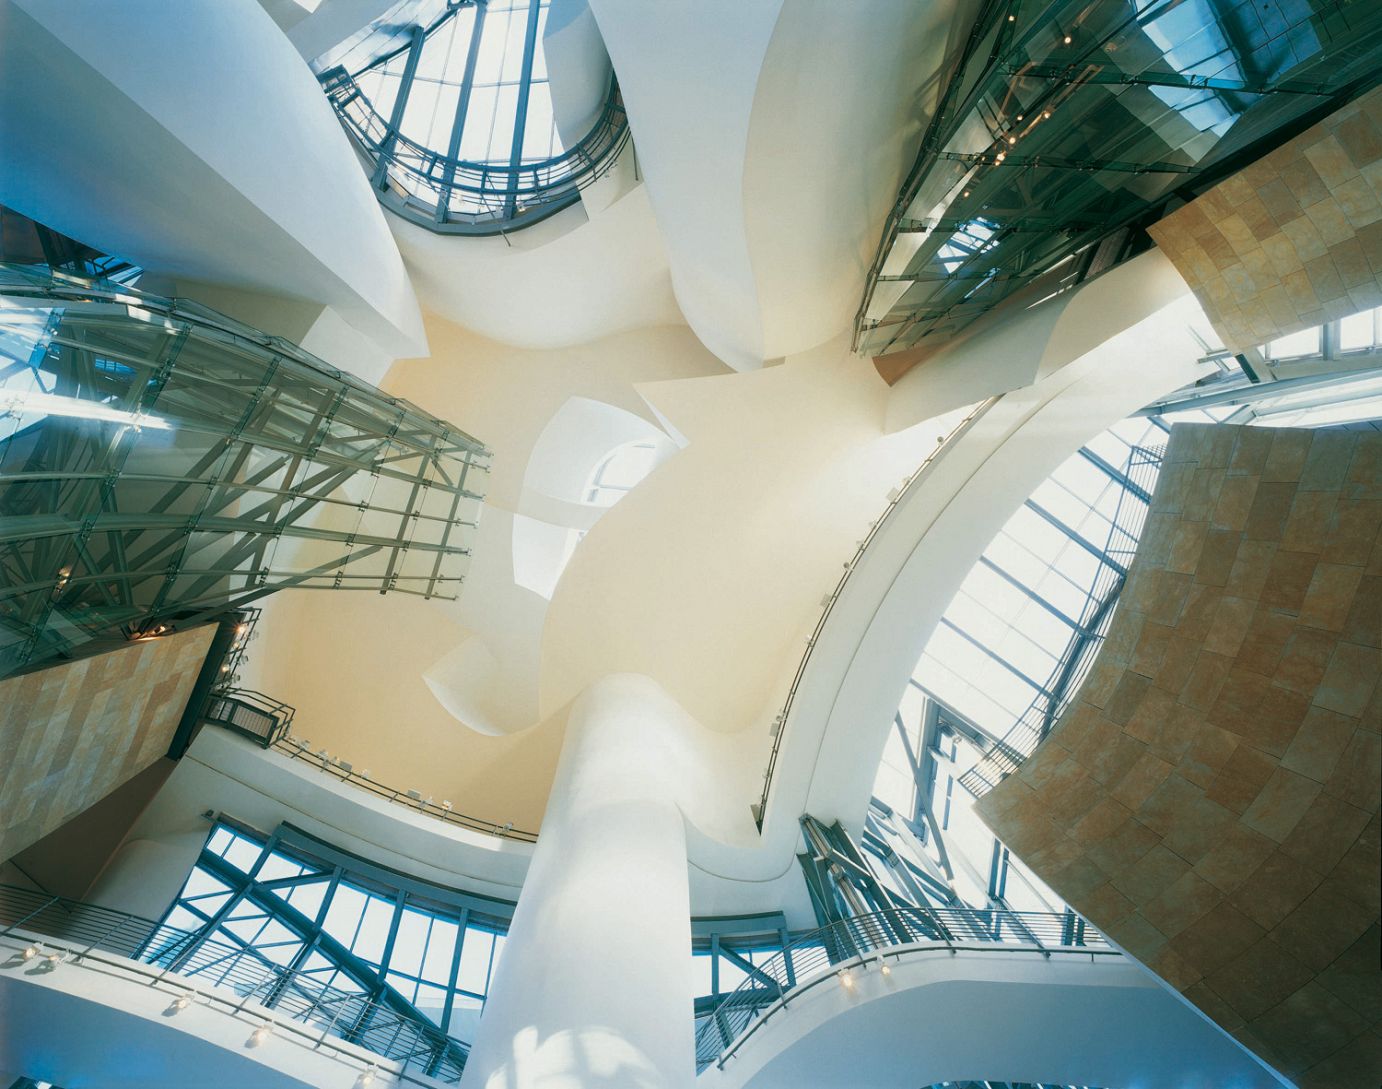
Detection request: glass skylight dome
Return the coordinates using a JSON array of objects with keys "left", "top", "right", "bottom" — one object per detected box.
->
[{"left": 319, "top": 0, "right": 629, "bottom": 233}]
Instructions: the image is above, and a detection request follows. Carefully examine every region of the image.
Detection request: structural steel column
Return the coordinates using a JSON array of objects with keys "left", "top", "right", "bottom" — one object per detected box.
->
[{"left": 461, "top": 673, "right": 694, "bottom": 1089}]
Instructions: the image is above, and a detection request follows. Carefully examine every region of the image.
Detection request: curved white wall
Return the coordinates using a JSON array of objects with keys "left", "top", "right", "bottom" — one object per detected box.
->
[
  {"left": 0, "top": 0, "right": 425, "bottom": 364},
  {"left": 589, "top": 0, "right": 966, "bottom": 370},
  {"left": 701, "top": 949, "right": 1284, "bottom": 1089}
]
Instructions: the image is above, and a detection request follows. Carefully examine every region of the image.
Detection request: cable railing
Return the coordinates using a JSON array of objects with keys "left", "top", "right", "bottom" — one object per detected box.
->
[
  {"left": 270, "top": 734, "right": 540, "bottom": 843},
  {"left": 695, "top": 905, "right": 1113, "bottom": 1072},
  {"left": 958, "top": 444, "right": 1164, "bottom": 797},
  {"left": 0, "top": 885, "right": 467, "bottom": 1083},
  {"left": 754, "top": 399, "right": 997, "bottom": 828},
  {"left": 321, "top": 66, "right": 631, "bottom": 234}
]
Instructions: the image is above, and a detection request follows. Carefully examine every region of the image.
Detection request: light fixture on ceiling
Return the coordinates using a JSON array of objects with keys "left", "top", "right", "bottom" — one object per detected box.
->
[
  {"left": 837, "top": 968, "right": 855, "bottom": 990},
  {"left": 21, "top": 943, "right": 40, "bottom": 961},
  {"left": 248, "top": 1023, "right": 272, "bottom": 1047}
]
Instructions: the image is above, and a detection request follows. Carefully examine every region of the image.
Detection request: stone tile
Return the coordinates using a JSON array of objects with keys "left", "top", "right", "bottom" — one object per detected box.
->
[
  {"left": 1185, "top": 980, "right": 1247, "bottom": 1033},
  {"left": 1314, "top": 640, "right": 1380, "bottom": 717},
  {"left": 1179, "top": 649, "right": 1233, "bottom": 711},
  {"left": 1243, "top": 481, "right": 1298, "bottom": 541},
  {"left": 1261, "top": 549, "right": 1318, "bottom": 611},
  {"left": 1110, "top": 749, "right": 1175, "bottom": 811},
  {"left": 1324, "top": 729, "right": 1381, "bottom": 813},
  {"left": 1315, "top": 925, "right": 1382, "bottom": 1023},
  {"left": 1137, "top": 771, "right": 1206, "bottom": 838},
  {"left": 1081, "top": 880, "right": 1137, "bottom": 927},
  {"left": 1279, "top": 158, "right": 1331, "bottom": 209},
  {"left": 1275, "top": 627, "right": 1340, "bottom": 696},
  {"left": 1171, "top": 900, "right": 1266, "bottom": 977},
  {"left": 1339, "top": 573, "right": 1380, "bottom": 651},
  {"left": 1280, "top": 790, "right": 1373, "bottom": 877},
  {"left": 1304, "top": 201, "right": 1357, "bottom": 249},
  {"left": 1301, "top": 430, "right": 1361, "bottom": 493},
  {"left": 1263, "top": 429, "right": 1313, "bottom": 483},
  {"left": 1281, "top": 705, "right": 1359, "bottom": 784},
  {"left": 1272, "top": 878, "right": 1378, "bottom": 974},
  {"left": 1206, "top": 742, "right": 1277, "bottom": 815},
  {"left": 1112, "top": 843, "right": 1193, "bottom": 907},
  {"left": 1231, "top": 849, "right": 1327, "bottom": 931},
  {"left": 1161, "top": 791, "right": 1237, "bottom": 865},
  {"left": 1305, "top": 134, "right": 1362, "bottom": 189},
  {"left": 1104, "top": 671, "right": 1152, "bottom": 726},
  {"left": 1337, "top": 110, "right": 1382, "bottom": 170},
  {"left": 1330, "top": 814, "right": 1381, "bottom": 916},
  {"left": 1167, "top": 519, "right": 1209, "bottom": 574},
  {"left": 1194, "top": 822, "right": 1278, "bottom": 895},
  {"left": 1243, "top": 766, "right": 1324, "bottom": 843},
  {"left": 1070, "top": 795, "right": 1133, "bottom": 845},
  {"left": 1129, "top": 621, "right": 1178, "bottom": 682},
  {"left": 1204, "top": 595, "right": 1258, "bottom": 658},
  {"left": 1205, "top": 935, "right": 1316, "bottom": 1023},
  {"left": 1257, "top": 177, "right": 1302, "bottom": 225},
  {"left": 1195, "top": 528, "right": 1243, "bottom": 588},
  {"left": 1223, "top": 539, "right": 1277, "bottom": 601},
  {"left": 1206, "top": 666, "right": 1271, "bottom": 740},
  {"left": 1249, "top": 981, "right": 1368, "bottom": 1073}
]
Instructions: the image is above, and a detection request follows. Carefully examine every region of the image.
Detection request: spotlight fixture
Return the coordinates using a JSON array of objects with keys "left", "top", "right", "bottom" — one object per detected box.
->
[
  {"left": 357, "top": 1067, "right": 377, "bottom": 1088},
  {"left": 1008, "top": 136, "right": 1016, "bottom": 145},
  {"left": 879, "top": 960, "right": 892, "bottom": 977},
  {"left": 248, "top": 1023, "right": 271, "bottom": 1047},
  {"left": 44, "top": 952, "right": 62, "bottom": 968},
  {"left": 1064, "top": 33, "right": 1072, "bottom": 43},
  {"left": 441, "top": 800, "right": 453, "bottom": 811},
  {"left": 837, "top": 968, "right": 855, "bottom": 990},
  {"left": 175, "top": 994, "right": 192, "bottom": 1010}
]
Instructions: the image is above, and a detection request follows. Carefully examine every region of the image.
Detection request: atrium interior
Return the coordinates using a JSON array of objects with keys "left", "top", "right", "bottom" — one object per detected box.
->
[{"left": 0, "top": 2, "right": 1379, "bottom": 1088}]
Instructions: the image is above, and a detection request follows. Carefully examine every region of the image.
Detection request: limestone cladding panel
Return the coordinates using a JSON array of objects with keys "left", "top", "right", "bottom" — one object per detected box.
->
[
  {"left": 1149, "top": 87, "right": 1382, "bottom": 353},
  {"left": 0, "top": 627, "right": 214, "bottom": 863},
  {"left": 976, "top": 423, "right": 1381, "bottom": 1089}
]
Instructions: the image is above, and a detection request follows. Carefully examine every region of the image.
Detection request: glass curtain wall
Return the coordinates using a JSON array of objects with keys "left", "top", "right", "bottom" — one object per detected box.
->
[
  {"left": 0, "top": 265, "right": 490, "bottom": 678},
  {"left": 162, "top": 822, "right": 511, "bottom": 1044},
  {"left": 319, "top": 0, "right": 629, "bottom": 232},
  {"left": 857, "top": 0, "right": 1382, "bottom": 355}
]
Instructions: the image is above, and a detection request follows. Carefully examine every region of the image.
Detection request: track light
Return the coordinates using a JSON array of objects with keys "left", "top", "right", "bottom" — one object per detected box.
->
[
  {"left": 248, "top": 1024, "right": 271, "bottom": 1047},
  {"left": 21, "top": 944, "right": 39, "bottom": 961},
  {"left": 357, "top": 1068, "right": 377, "bottom": 1088},
  {"left": 44, "top": 952, "right": 63, "bottom": 969},
  {"left": 879, "top": 960, "right": 892, "bottom": 977},
  {"left": 837, "top": 968, "right": 855, "bottom": 990}
]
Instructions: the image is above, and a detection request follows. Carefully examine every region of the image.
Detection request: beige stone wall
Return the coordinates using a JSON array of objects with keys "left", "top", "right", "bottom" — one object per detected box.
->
[
  {"left": 0, "top": 627, "right": 214, "bottom": 864},
  {"left": 976, "top": 423, "right": 1381, "bottom": 1089},
  {"left": 1150, "top": 87, "right": 1382, "bottom": 352}
]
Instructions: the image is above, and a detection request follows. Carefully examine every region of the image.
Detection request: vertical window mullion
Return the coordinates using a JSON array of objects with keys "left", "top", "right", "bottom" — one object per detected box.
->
[
  {"left": 505, "top": 0, "right": 542, "bottom": 217},
  {"left": 373, "top": 23, "right": 428, "bottom": 189},
  {"left": 438, "top": 0, "right": 489, "bottom": 223}
]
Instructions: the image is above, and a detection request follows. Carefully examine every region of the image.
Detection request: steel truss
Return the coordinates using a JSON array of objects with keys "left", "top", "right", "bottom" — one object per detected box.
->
[{"left": 0, "top": 265, "right": 491, "bottom": 677}]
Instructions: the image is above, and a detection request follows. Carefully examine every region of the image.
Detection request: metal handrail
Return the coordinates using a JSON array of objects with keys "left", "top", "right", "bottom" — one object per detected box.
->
[
  {"left": 754, "top": 399, "right": 997, "bottom": 827},
  {"left": 0, "top": 885, "right": 467, "bottom": 1083},
  {"left": 321, "top": 66, "right": 631, "bottom": 233},
  {"left": 695, "top": 905, "right": 1112, "bottom": 1071},
  {"left": 273, "top": 734, "right": 539, "bottom": 843}
]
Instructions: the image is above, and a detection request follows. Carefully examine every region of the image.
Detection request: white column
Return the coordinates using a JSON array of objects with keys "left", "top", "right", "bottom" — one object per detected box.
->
[{"left": 460, "top": 673, "right": 695, "bottom": 1089}]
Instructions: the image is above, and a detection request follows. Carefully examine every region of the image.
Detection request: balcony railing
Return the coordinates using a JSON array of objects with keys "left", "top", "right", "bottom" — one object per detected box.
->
[
  {"left": 0, "top": 885, "right": 467, "bottom": 1083},
  {"left": 269, "top": 734, "right": 539, "bottom": 843},
  {"left": 202, "top": 688, "right": 294, "bottom": 748},
  {"left": 695, "top": 906, "right": 1113, "bottom": 1072},
  {"left": 321, "top": 66, "right": 631, "bottom": 234}
]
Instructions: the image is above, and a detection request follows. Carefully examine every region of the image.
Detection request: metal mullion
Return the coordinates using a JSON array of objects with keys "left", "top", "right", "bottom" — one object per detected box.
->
[
  {"left": 1023, "top": 498, "right": 1126, "bottom": 575},
  {"left": 1077, "top": 446, "right": 1153, "bottom": 504},
  {"left": 977, "top": 555, "right": 1088, "bottom": 634},
  {"left": 436, "top": 0, "right": 488, "bottom": 222},
  {"left": 373, "top": 24, "right": 428, "bottom": 189},
  {"left": 438, "top": 907, "right": 469, "bottom": 1036},
  {"left": 938, "top": 617, "right": 1056, "bottom": 701},
  {"left": 504, "top": 0, "right": 542, "bottom": 219}
]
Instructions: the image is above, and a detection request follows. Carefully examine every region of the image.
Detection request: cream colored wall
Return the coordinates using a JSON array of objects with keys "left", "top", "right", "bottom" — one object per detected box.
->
[{"left": 243, "top": 315, "right": 727, "bottom": 830}]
